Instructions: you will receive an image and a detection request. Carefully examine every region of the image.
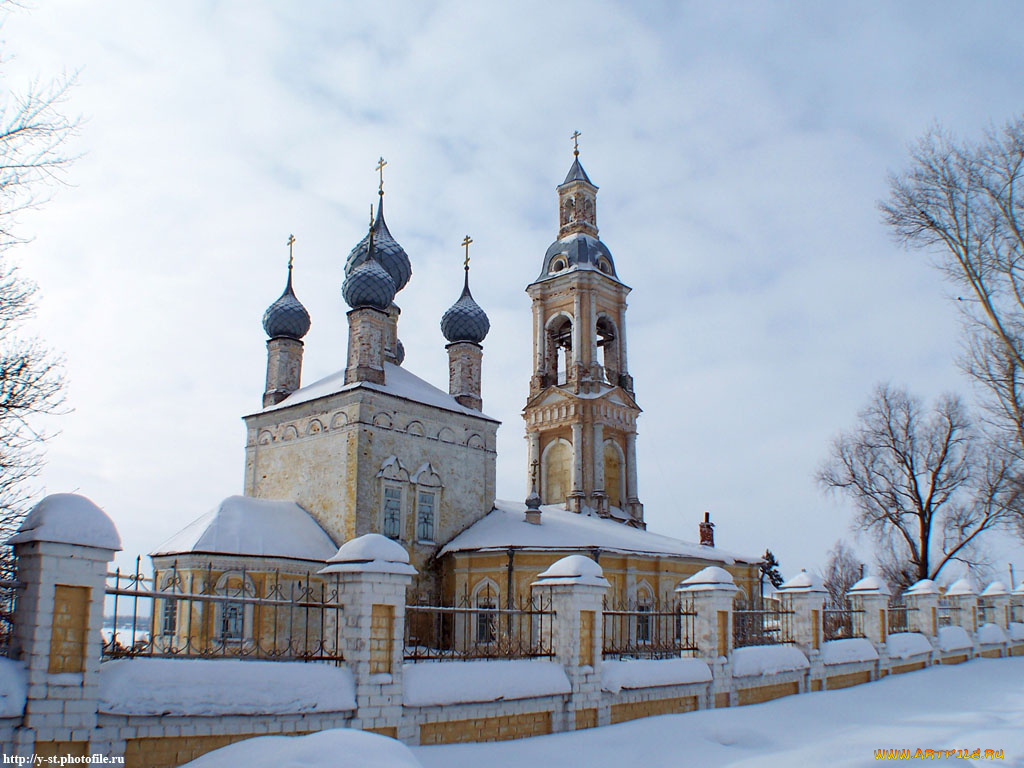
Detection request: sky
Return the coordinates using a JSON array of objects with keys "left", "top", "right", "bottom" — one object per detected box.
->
[{"left": 4, "top": 1, "right": 1024, "bottom": 581}]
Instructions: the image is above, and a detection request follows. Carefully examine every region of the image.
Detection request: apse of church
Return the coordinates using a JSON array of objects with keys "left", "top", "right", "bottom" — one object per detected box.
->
[{"left": 523, "top": 138, "right": 644, "bottom": 526}]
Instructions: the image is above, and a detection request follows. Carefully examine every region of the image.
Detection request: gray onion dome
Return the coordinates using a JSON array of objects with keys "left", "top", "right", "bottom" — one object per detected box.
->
[
  {"left": 342, "top": 255, "right": 396, "bottom": 310},
  {"left": 262, "top": 268, "right": 311, "bottom": 340},
  {"left": 441, "top": 271, "right": 490, "bottom": 344},
  {"left": 344, "top": 197, "right": 412, "bottom": 293},
  {"left": 395, "top": 339, "right": 406, "bottom": 365}
]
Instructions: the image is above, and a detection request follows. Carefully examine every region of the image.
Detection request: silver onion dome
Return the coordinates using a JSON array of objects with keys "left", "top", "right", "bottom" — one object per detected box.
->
[
  {"left": 344, "top": 196, "right": 412, "bottom": 293},
  {"left": 441, "top": 271, "right": 490, "bottom": 344},
  {"left": 262, "top": 267, "right": 311, "bottom": 340}
]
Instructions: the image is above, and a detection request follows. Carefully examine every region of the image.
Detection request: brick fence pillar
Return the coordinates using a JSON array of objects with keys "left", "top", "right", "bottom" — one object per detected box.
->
[
  {"left": 777, "top": 572, "right": 826, "bottom": 656},
  {"left": 979, "top": 582, "right": 1011, "bottom": 630},
  {"left": 945, "top": 579, "right": 979, "bottom": 635},
  {"left": 531, "top": 555, "right": 608, "bottom": 731},
  {"left": 903, "top": 579, "right": 940, "bottom": 637},
  {"left": 320, "top": 534, "right": 414, "bottom": 741},
  {"left": 8, "top": 494, "right": 121, "bottom": 759},
  {"left": 677, "top": 567, "right": 738, "bottom": 709},
  {"left": 847, "top": 576, "right": 891, "bottom": 650}
]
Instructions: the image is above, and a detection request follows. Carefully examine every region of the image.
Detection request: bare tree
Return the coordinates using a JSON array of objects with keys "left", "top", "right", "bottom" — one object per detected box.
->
[
  {"left": 818, "top": 384, "right": 1020, "bottom": 586},
  {"left": 880, "top": 117, "right": 1024, "bottom": 539},
  {"left": 822, "top": 539, "right": 863, "bottom": 606},
  {"left": 0, "top": 1, "right": 76, "bottom": 550}
]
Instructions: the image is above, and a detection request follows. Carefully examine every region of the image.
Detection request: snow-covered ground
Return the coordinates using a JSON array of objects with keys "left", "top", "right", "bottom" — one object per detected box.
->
[{"left": 414, "top": 657, "right": 1024, "bottom": 768}]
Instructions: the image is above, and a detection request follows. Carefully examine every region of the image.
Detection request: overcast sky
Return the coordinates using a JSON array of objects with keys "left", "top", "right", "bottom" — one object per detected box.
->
[{"left": 5, "top": 1, "right": 1024, "bottom": 581}]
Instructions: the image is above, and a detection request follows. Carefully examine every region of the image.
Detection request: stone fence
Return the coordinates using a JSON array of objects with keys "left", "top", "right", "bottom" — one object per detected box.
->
[{"left": 1, "top": 496, "right": 1023, "bottom": 766}]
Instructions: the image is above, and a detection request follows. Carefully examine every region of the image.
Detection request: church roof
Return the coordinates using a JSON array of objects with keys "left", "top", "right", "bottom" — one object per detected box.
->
[
  {"left": 260, "top": 361, "right": 499, "bottom": 422},
  {"left": 152, "top": 495, "right": 337, "bottom": 562},
  {"left": 535, "top": 232, "right": 621, "bottom": 284},
  {"left": 561, "top": 157, "right": 594, "bottom": 186},
  {"left": 440, "top": 500, "right": 761, "bottom": 565}
]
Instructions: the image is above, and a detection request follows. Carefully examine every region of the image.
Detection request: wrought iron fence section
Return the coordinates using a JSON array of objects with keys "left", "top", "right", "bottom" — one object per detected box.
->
[
  {"left": 602, "top": 597, "right": 697, "bottom": 659},
  {"left": 823, "top": 601, "right": 865, "bottom": 641},
  {"left": 936, "top": 599, "right": 959, "bottom": 629},
  {"left": 1011, "top": 603, "right": 1023, "bottom": 624},
  {"left": 103, "top": 558, "right": 344, "bottom": 663},
  {"left": 887, "top": 603, "right": 909, "bottom": 635},
  {"left": 404, "top": 589, "right": 554, "bottom": 662},
  {"left": 733, "top": 600, "right": 794, "bottom": 648},
  {"left": 976, "top": 600, "right": 997, "bottom": 626}
]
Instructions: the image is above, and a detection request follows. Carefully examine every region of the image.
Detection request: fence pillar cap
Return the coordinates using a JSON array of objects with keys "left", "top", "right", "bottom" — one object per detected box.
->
[
  {"left": 777, "top": 570, "right": 825, "bottom": 594},
  {"left": 7, "top": 493, "right": 121, "bottom": 552},
  {"left": 944, "top": 578, "right": 976, "bottom": 597},
  {"left": 980, "top": 581, "right": 1009, "bottom": 597},
  {"left": 319, "top": 533, "right": 416, "bottom": 576},
  {"left": 1014, "top": 581, "right": 1024, "bottom": 596},
  {"left": 847, "top": 575, "right": 891, "bottom": 597},
  {"left": 676, "top": 565, "right": 738, "bottom": 594},
  {"left": 904, "top": 578, "right": 939, "bottom": 596},
  {"left": 532, "top": 554, "right": 608, "bottom": 587}
]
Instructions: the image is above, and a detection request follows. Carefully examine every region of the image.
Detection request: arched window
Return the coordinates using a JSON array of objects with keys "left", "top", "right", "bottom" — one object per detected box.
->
[
  {"left": 596, "top": 315, "right": 619, "bottom": 385},
  {"left": 472, "top": 580, "right": 500, "bottom": 645},
  {"left": 214, "top": 571, "right": 255, "bottom": 645},
  {"left": 542, "top": 438, "right": 573, "bottom": 505},
  {"left": 604, "top": 440, "right": 625, "bottom": 509},
  {"left": 635, "top": 583, "right": 654, "bottom": 644}
]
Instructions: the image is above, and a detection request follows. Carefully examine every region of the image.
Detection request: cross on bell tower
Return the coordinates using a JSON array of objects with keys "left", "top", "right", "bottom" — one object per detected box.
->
[{"left": 522, "top": 143, "right": 643, "bottom": 526}]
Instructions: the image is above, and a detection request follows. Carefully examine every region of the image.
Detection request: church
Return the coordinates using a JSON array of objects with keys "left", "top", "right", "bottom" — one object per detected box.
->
[{"left": 151, "top": 145, "right": 760, "bottom": 641}]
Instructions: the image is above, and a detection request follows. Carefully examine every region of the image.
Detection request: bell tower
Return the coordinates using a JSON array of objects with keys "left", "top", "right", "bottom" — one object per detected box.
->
[{"left": 522, "top": 135, "right": 643, "bottom": 526}]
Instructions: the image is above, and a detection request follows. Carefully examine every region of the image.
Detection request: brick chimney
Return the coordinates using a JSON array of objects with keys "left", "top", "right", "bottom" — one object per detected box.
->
[{"left": 699, "top": 511, "right": 714, "bottom": 547}]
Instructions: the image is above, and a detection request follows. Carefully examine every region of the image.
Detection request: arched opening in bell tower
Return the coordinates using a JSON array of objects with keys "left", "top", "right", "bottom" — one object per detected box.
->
[
  {"left": 597, "top": 315, "right": 619, "bottom": 386},
  {"left": 545, "top": 315, "right": 573, "bottom": 386}
]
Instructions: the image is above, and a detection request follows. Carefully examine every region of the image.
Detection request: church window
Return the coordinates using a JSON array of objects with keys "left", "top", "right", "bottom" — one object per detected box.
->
[
  {"left": 551, "top": 258, "right": 567, "bottom": 273},
  {"left": 416, "top": 490, "right": 436, "bottom": 542},
  {"left": 161, "top": 598, "right": 177, "bottom": 636},
  {"left": 597, "top": 258, "right": 610, "bottom": 274},
  {"left": 636, "top": 586, "right": 653, "bottom": 644},
  {"left": 475, "top": 586, "right": 498, "bottom": 644},
  {"left": 220, "top": 602, "right": 243, "bottom": 642},
  {"left": 382, "top": 485, "right": 403, "bottom": 540}
]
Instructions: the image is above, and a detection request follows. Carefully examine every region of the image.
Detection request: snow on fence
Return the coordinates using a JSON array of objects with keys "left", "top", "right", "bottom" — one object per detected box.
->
[
  {"left": 104, "top": 558, "right": 345, "bottom": 663},
  {"left": 732, "top": 600, "right": 794, "bottom": 648},
  {"left": 404, "top": 588, "right": 554, "bottom": 662},
  {"left": 601, "top": 596, "right": 697, "bottom": 660}
]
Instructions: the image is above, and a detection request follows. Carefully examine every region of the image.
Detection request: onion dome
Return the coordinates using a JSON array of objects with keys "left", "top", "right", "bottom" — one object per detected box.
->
[
  {"left": 343, "top": 254, "right": 396, "bottom": 310},
  {"left": 441, "top": 269, "right": 490, "bottom": 344},
  {"left": 344, "top": 196, "right": 412, "bottom": 293},
  {"left": 395, "top": 339, "right": 406, "bottom": 365},
  {"left": 262, "top": 263, "right": 311, "bottom": 340}
]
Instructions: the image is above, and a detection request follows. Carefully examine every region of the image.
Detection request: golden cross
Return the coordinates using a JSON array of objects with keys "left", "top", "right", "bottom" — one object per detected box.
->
[
  {"left": 376, "top": 156, "right": 387, "bottom": 193},
  {"left": 571, "top": 130, "right": 581, "bottom": 157},
  {"left": 287, "top": 234, "right": 295, "bottom": 269},
  {"left": 462, "top": 235, "right": 473, "bottom": 269}
]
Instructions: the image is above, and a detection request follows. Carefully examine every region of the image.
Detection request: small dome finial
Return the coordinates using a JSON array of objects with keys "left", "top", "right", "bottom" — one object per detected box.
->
[
  {"left": 441, "top": 235, "right": 490, "bottom": 344},
  {"left": 571, "top": 130, "right": 581, "bottom": 158},
  {"left": 263, "top": 234, "right": 311, "bottom": 340}
]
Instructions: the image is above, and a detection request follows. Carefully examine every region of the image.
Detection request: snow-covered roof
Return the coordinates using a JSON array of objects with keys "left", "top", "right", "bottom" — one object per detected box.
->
[
  {"left": 319, "top": 533, "right": 417, "bottom": 576},
  {"left": 944, "top": 578, "right": 976, "bottom": 596},
  {"left": 905, "top": 578, "right": 939, "bottom": 596},
  {"left": 258, "top": 362, "right": 498, "bottom": 422},
  {"left": 848, "top": 575, "right": 891, "bottom": 596},
  {"left": 980, "top": 581, "right": 1009, "bottom": 597},
  {"left": 677, "top": 566, "right": 737, "bottom": 592},
  {"left": 440, "top": 501, "right": 760, "bottom": 564},
  {"left": 151, "top": 496, "right": 337, "bottom": 562},
  {"left": 8, "top": 493, "right": 122, "bottom": 551},
  {"left": 533, "top": 554, "right": 609, "bottom": 587},
  {"left": 778, "top": 571, "right": 824, "bottom": 593}
]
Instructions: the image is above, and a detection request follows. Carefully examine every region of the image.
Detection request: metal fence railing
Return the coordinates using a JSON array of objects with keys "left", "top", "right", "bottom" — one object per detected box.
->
[
  {"left": 936, "top": 600, "right": 960, "bottom": 629},
  {"left": 733, "top": 601, "right": 794, "bottom": 648},
  {"left": 887, "top": 603, "right": 909, "bottom": 635},
  {"left": 602, "top": 597, "right": 697, "bottom": 660},
  {"left": 823, "top": 602, "right": 865, "bottom": 641},
  {"left": 104, "top": 559, "right": 345, "bottom": 664},
  {"left": 404, "top": 587, "right": 554, "bottom": 662},
  {"left": 1011, "top": 603, "right": 1023, "bottom": 624}
]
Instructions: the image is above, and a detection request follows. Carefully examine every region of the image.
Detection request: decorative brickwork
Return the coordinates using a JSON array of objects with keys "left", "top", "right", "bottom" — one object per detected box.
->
[
  {"left": 980, "top": 648, "right": 1003, "bottom": 659},
  {"left": 49, "top": 585, "right": 90, "bottom": 674},
  {"left": 941, "top": 654, "right": 969, "bottom": 665},
  {"left": 366, "top": 726, "right": 398, "bottom": 738},
  {"left": 574, "top": 707, "right": 597, "bottom": 729},
  {"left": 579, "top": 610, "right": 594, "bottom": 666},
  {"left": 826, "top": 670, "right": 871, "bottom": 690},
  {"left": 419, "top": 711, "right": 552, "bottom": 744},
  {"left": 370, "top": 604, "right": 394, "bottom": 674},
  {"left": 714, "top": 692, "right": 730, "bottom": 708},
  {"left": 736, "top": 681, "right": 799, "bottom": 706},
  {"left": 610, "top": 695, "right": 698, "bottom": 724},
  {"left": 810, "top": 679, "right": 823, "bottom": 691}
]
